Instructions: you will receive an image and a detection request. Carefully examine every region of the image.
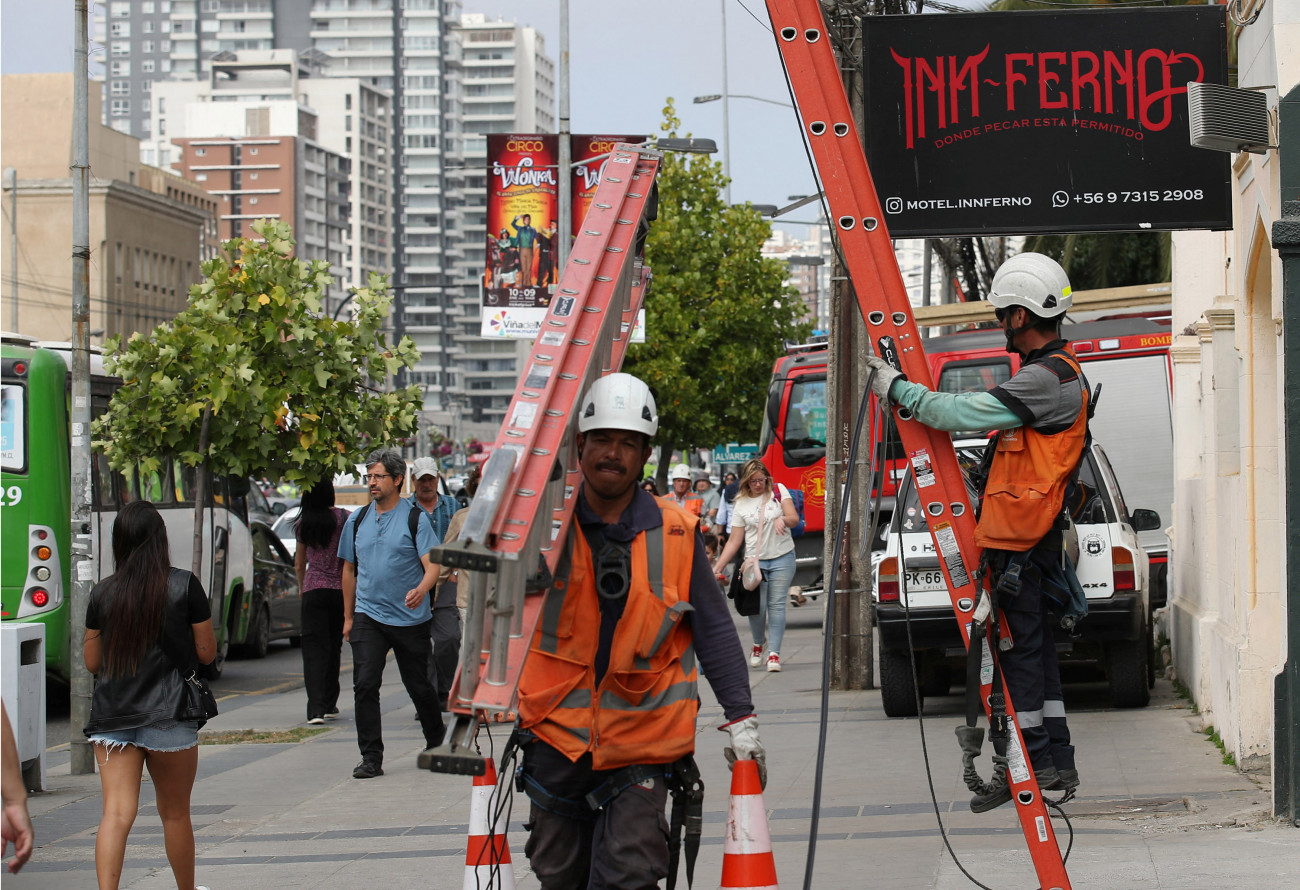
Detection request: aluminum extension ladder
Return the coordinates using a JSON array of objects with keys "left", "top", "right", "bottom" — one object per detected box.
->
[{"left": 763, "top": 1, "right": 1072, "bottom": 887}]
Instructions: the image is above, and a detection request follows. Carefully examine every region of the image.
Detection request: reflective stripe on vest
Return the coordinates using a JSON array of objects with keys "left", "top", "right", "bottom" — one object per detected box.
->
[{"left": 518, "top": 500, "right": 701, "bottom": 770}]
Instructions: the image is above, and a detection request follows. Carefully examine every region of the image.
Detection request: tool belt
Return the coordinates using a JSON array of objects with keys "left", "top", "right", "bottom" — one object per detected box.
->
[{"left": 507, "top": 729, "right": 705, "bottom": 890}]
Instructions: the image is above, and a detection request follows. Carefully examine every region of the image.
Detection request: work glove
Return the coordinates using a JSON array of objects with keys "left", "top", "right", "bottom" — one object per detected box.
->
[
  {"left": 865, "top": 354, "right": 904, "bottom": 406},
  {"left": 720, "top": 715, "right": 767, "bottom": 790}
]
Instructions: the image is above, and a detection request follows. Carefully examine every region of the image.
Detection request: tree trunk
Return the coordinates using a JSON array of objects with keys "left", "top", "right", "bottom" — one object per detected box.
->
[
  {"left": 191, "top": 406, "right": 212, "bottom": 579},
  {"left": 655, "top": 436, "right": 677, "bottom": 492}
]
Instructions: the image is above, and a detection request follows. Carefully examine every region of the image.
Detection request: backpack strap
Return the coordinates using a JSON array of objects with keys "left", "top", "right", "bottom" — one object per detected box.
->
[{"left": 351, "top": 502, "right": 371, "bottom": 571}]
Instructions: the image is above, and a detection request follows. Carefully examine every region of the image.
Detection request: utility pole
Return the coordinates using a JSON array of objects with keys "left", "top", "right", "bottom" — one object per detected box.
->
[
  {"left": 824, "top": 4, "right": 872, "bottom": 690},
  {"left": 1273, "top": 82, "right": 1300, "bottom": 827},
  {"left": 720, "top": 0, "right": 732, "bottom": 205},
  {"left": 5, "top": 168, "right": 16, "bottom": 331},
  {"left": 69, "top": 0, "right": 96, "bottom": 775},
  {"left": 556, "top": 0, "right": 572, "bottom": 270}
]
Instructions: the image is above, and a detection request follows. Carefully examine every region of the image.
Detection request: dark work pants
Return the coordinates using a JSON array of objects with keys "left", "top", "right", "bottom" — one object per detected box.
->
[
  {"left": 997, "top": 562, "right": 1073, "bottom": 773},
  {"left": 349, "top": 611, "right": 445, "bottom": 766},
  {"left": 429, "top": 599, "right": 462, "bottom": 707},
  {"left": 300, "top": 587, "right": 344, "bottom": 720},
  {"left": 522, "top": 741, "right": 671, "bottom": 890}
]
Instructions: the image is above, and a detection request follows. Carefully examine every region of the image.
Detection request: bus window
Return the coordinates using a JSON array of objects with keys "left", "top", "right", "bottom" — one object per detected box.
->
[
  {"left": 176, "top": 463, "right": 198, "bottom": 503},
  {"left": 938, "top": 359, "right": 1011, "bottom": 395},
  {"left": 1, "top": 382, "right": 26, "bottom": 472},
  {"left": 139, "top": 464, "right": 166, "bottom": 502},
  {"left": 782, "top": 375, "right": 826, "bottom": 468}
]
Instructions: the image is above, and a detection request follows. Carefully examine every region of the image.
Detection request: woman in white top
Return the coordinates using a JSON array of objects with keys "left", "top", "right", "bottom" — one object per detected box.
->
[{"left": 711, "top": 458, "right": 800, "bottom": 672}]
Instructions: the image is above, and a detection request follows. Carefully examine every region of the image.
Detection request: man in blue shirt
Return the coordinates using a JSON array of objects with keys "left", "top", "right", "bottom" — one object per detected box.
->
[
  {"left": 408, "top": 456, "right": 461, "bottom": 710},
  {"left": 339, "top": 448, "right": 444, "bottom": 779}
]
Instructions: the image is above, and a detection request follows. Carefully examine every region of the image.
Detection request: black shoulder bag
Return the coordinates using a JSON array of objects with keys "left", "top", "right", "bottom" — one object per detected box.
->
[{"left": 164, "top": 569, "right": 219, "bottom": 728}]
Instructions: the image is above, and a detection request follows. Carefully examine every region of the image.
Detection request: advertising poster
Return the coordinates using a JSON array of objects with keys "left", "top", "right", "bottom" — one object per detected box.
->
[
  {"left": 570, "top": 134, "right": 647, "bottom": 241},
  {"left": 861, "top": 7, "right": 1231, "bottom": 237},
  {"left": 483, "top": 134, "right": 649, "bottom": 341},
  {"left": 482, "top": 134, "right": 559, "bottom": 337},
  {"left": 1, "top": 384, "right": 24, "bottom": 470}
]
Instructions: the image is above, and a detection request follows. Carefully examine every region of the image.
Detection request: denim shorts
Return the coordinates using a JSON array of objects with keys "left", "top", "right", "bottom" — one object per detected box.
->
[{"left": 89, "top": 719, "right": 200, "bottom": 754}]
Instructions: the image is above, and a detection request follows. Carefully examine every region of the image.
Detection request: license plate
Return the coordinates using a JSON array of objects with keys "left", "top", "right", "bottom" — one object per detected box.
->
[{"left": 904, "top": 570, "right": 946, "bottom": 590}]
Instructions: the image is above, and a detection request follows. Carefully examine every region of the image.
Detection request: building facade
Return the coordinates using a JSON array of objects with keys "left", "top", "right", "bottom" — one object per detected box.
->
[
  {"left": 1, "top": 74, "right": 216, "bottom": 342},
  {"left": 451, "top": 13, "right": 556, "bottom": 437},
  {"left": 1167, "top": 0, "right": 1297, "bottom": 803}
]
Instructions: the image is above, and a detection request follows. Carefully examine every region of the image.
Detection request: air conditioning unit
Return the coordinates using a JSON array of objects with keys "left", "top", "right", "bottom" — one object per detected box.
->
[{"left": 1187, "top": 81, "right": 1272, "bottom": 155}]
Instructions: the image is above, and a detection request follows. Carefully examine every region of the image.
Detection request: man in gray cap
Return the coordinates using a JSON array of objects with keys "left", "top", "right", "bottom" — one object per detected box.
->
[{"left": 408, "top": 456, "right": 462, "bottom": 710}]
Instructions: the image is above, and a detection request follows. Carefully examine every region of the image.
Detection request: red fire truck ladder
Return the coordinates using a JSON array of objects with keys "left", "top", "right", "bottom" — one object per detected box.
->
[
  {"left": 419, "top": 144, "right": 661, "bottom": 777},
  {"left": 764, "top": 1, "right": 1072, "bottom": 887}
]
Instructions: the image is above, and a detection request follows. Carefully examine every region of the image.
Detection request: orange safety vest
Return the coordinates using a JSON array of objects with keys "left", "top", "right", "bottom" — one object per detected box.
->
[
  {"left": 517, "top": 501, "right": 700, "bottom": 770},
  {"left": 661, "top": 492, "right": 704, "bottom": 518},
  {"left": 974, "top": 347, "right": 1089, "bottom": 553}
]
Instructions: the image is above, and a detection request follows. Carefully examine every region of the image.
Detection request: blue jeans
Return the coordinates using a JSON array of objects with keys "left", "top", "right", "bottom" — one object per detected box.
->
[{"left": 748, "top": 549, "right": 797, "bottom": 655}]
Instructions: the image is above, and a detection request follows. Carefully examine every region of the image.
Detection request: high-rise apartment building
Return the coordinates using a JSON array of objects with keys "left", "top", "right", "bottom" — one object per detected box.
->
[
  {"left": 146, "top": 50, "right": 393, "bottom": 308},
  {"left": 450, "top": 13, "right": 556, "bottom": 437}
]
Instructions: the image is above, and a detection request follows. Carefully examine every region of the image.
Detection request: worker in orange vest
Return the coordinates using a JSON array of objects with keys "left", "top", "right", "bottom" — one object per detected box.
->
[
  {"left": 867, "top": 253, "right": 1087, "bottom": 813},
  {"left": 512, "top": 373, "right": 764, "bottom": 889}
]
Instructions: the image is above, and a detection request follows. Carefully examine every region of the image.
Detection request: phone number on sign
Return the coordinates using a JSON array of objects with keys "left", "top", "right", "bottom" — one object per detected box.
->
[{"left": 1076, "top": 189, "right": 1205, "bottom": 204}]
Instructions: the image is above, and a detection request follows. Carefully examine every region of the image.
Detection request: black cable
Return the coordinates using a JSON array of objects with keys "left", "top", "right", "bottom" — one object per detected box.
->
[{"left": 801, "top": 371, "right": 875, "bottom": 890}]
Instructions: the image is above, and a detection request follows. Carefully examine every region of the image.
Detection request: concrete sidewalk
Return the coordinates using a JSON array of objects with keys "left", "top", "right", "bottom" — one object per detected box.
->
[{"left": 12, "top": 610, "right": 1298, "bottom": 889}]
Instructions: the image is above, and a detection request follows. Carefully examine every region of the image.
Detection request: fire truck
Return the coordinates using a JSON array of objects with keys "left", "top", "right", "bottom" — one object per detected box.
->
[{"left": 761, "top": 314, "right": 1173, "bottom": 606}]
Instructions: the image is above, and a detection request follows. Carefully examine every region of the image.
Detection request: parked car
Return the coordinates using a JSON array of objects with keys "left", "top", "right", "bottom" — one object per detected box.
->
[
  {"left": 229, "top": 522, "right": 303, "bottom": 659},
  {"left": 872, "top": 438, "right": 1162, "bottom": 717},
  {"left": 271, "top": 504, "right": 360, "bottom": 558}
]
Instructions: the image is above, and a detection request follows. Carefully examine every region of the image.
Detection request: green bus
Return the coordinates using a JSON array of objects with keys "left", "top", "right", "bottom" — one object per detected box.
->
[{"left": 2, "top": 334, "right": 257, "bottom": 683}]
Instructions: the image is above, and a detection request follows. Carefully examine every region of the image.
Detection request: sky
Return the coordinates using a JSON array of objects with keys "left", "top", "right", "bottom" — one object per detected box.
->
[{"left": 0, "top": 1, "right": 984, "bottom": 238}]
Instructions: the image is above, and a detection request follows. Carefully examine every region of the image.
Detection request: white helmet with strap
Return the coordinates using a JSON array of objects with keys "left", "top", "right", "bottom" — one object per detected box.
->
[
  {"left": 988, "top": 252, "right": 1073, "bottom": 319},
  {"left": 577, "top": 372, "right": 659, "bottom": 437}
]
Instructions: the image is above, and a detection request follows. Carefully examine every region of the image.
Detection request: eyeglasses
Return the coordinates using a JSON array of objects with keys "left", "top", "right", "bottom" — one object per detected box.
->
[{"left": 362, "top": 473, "right": 393, "bottom": 482}]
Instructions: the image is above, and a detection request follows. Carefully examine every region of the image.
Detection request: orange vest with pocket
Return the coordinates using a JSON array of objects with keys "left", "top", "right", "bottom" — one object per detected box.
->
[
  {"left": 517, "top": 500, "right": 700, "bottom": 769},
  {"left": 974, "top": 348, "right": 1089, "bottom": 552}
]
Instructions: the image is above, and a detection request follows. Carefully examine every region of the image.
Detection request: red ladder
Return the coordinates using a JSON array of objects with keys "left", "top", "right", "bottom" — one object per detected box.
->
[
  {"left": 420, "top": 145, "right": 662, "bottom": 776},
  {"left": 763, "top": 2, "right": 1071, "bottom": 887}
]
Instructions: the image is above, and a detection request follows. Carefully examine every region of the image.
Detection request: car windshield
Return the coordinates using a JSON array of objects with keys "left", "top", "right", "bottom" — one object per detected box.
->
[{"left": 893, "top": 439, "right": 1110, "bottom": 534}]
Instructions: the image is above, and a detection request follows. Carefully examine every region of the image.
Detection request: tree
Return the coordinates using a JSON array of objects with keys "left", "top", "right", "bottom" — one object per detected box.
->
[
  {"left": 92, "top": 219, "right": 422, "bottom": 572},
  {"left": 621, "top": 101, "right": 812, "bottom": 485}
]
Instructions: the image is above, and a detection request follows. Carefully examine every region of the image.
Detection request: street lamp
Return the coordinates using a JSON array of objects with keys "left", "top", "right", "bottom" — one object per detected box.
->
[
  {"left": 692, "top": 94, "right": 793, "bottom": 110},
  {"left": 692, "top": 88, "right": 796, "bottom": 205}
]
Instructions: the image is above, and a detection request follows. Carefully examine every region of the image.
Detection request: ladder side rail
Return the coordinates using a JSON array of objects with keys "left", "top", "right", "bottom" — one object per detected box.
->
[
  {"left": 438, "top": 147, "right": 661, "bottom": 722},
  {"left": 766, "top": 3, "right": 1071, "bottom": 887}
]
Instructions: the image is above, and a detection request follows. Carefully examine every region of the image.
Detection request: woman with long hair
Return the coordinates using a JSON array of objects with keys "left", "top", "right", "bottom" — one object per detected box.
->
[
  {"left": 710, "top": 458, "right": 800, "bottom": 672},
  {"left": 83, "top": 500, "right": 217, "bottom": 890},
  {"left": 294, "top": 478, "right": 349, "bottom": 724}
]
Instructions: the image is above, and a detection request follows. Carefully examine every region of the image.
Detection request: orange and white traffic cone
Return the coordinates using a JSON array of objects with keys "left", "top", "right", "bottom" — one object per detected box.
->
[
  {"left": 720, "top": 758, "right": 778, "bottom": 890},
  {"left": 463, "top": 759, "right": 515, "bottom": 890}
]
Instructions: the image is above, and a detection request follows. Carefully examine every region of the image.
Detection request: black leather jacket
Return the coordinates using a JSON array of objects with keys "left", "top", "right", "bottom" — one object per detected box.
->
[{"left": 84, "top": 568, "right": 200, "bottom": 735}]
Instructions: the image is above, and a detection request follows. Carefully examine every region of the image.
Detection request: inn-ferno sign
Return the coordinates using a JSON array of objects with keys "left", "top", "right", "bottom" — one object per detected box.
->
[{"left": 862, "top": 6, "right": 1231, "bottom": 237}]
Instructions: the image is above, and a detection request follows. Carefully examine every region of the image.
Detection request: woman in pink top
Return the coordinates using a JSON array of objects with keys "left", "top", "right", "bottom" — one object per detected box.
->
[{"left": 294, "top": 480, "right": 348, "bottom": 724}]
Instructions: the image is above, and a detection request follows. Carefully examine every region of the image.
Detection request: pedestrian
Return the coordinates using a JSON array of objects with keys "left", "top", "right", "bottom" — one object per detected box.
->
[
  {"left": 715, "top": 474, "right": 739, "bottom": 534},
  {"left": 866, "top": 251, "right": 1085, "bottom": 810},
  {"left": 2, "top": 702, "right": 33, "bottom": 874},
  {"left": 294, "top": 479, "right": 349, "bottom": 725},
  {"left": 338, "top": 448, "right": 445, "bottom": 779},
  {"left": 410, "top": 456, "right": 463, "bottom": 711},
  {"left": 693, "top": 473, "right": 721, "bottom": 532},
  {"left": 436, "top": 464, "right": 481, "bottom": 633},
  {"left": 82, "top": 500, "right": 218, "bottom": 890},
  {"left": 711, "top": 458, "right": 800, "bottom": 672},
  {"left": 514, "top": 373, "right": 764, "bottom": 889},
  {"left": 640, "top": 478, "right": 659, "bottom": 496}
]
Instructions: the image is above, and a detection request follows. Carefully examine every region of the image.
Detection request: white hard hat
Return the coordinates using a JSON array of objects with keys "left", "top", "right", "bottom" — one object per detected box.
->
[
  {"left": 669, "top": 464, "right": 692, "bottom": 482},
  {"left": 577, "top": 372, "right": 659, "bottom": 437},
  {"left": 988, "top": 252, "right": 1073, "bottom": 318}
]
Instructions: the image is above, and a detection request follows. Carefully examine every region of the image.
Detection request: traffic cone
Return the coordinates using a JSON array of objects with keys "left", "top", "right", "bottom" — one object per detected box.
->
[
  {"left": 720, "top": 758, "right": 778, "bottom": 890},
  {"left": 463, "top": 759, "right": 515, "bottom": 890}
]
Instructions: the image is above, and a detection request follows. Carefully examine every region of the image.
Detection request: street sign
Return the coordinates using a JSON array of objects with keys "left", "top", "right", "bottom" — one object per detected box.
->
[
  {"left": 713, "top": 443, "right": 759, "bottom": 464},
  {"left": 861, "top": 6, "right": 1231, "bottom": 237}
]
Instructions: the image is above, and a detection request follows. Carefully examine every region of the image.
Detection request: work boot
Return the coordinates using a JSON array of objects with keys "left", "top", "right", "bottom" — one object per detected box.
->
[
  {"left": 970, "top": 764, "right": 1060, "bottom": 813},
  {"left": 1047, "top": 767, "right": 1080, "bottom": 794}
]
